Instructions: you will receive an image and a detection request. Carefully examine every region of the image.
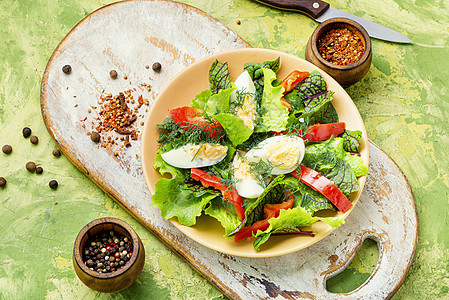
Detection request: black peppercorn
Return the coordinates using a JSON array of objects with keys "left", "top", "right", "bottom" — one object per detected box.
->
[
  {"left": 36, "top": 166, "right": 43, "bottom": 174},
  {"left": 110, "top": 70, "right": 118, "bottom": 79},
  {"left": 49, "top": 180, "right": 58, "bottom": 189},
  {"left": 30, "top": 136, "right": 39, "bottom": 145},
  {"left": 152, "top": 62, "right": 162, "bottom": 72},
  {"left": 91, "top": 131, "right": 101, "bottom": 143},
  {"left": 52, "top": 149, "right": 61, "bottom": 157},
  {"left": 22, "top": 127, "right": 31, "bottom": 138},
  {"left": 26, "top": 161, "right": 36, "bottom": 173},
  {"left": 0, "top": 177, "right": 6, "bottom": 188},
  {"left": 2, "top": 145, "right": 12, "bottom": 154},
  {"left": 62, "top": 65, "right": 72, "bottom": 74}
]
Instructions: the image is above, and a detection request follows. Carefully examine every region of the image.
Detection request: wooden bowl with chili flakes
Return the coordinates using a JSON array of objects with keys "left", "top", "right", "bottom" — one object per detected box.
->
[{"left": 305, "top": 18, "right": 372, "bottom": 87}]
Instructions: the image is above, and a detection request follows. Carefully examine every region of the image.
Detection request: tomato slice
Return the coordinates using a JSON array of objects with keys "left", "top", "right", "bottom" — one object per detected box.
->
[
  {"left": 234, "top": 193, "right": 294, "bottom": 243},
  {"left": 274, "top": 122, "right": 345, "bottom": 142},
  {"left": 291, "top": 165, "right": 352, "bottom": 212},
  {"left": 169, "top": 106, "right": 225, "bottom": 139},
  {"left": 304, "top": 122, "right": 345, "bottom": 142},
  {"left": 190, "top": 168, "right": 245, "bottom": 221},
  {"left": 279, "top": 70, "right": 310, "bottom": 94}
]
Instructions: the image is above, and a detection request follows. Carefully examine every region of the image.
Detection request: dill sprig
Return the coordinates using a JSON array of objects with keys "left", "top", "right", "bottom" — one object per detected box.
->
[{"left": 156, "top": 117, "right": 224, "bottom": 150}]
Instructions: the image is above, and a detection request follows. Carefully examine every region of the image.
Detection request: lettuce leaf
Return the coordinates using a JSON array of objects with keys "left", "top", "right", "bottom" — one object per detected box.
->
[
  {"left": 152, "top": 177, "right": 219, "bottom": 226},
  {"left": 244, "top": 57, "right": 280, "bottom": 102},
  {"left": 251, "top": 207, "right": 344, "bottom": 249},
  {"left": 209, "top": 60, "right": 231, "bottom": 94},
  {"left": 191, "top": 89, "right": 212, "bottom": 110},
  {"left": 345, "top": 152, "right": 369, "bottom": 177},
  {"left": 255, "top": 68, "right": 289, "bottom": 132},
  {"left": 204, "top": 198, "right": 242, "bottom": 235},
  {"left": 154, "top": 151, "right": 185, "bottom": 179},
  {"left": 228, "top": 175, "right": 287, "bottom": 236},
  {"left": 213, "top": 113, "right": 253, "bottom": 146},
  {"left": 277, "top": 175, "right": 335, "bottom": 213},
  {"left": 302, "top": 138, "right": 360, "bottom": 197}
]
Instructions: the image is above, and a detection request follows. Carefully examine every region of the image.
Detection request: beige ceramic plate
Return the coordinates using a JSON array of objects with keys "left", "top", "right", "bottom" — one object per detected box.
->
[{"left": 141, "top": 48, "right": 369, "bottom": 258}]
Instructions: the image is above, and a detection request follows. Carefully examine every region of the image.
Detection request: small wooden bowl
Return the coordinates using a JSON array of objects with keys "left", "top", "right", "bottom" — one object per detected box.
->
[
  {"left": 305, "top": 18, "right": 372, "bottom": 87},
  {"left": 72, "top": 217, "right": 145, "bottom": 293}
]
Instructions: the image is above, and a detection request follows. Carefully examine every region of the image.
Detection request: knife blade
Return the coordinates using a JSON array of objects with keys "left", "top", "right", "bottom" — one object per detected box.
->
[{"left": 252, "top": 0, "right": 412, "bottom": 43}]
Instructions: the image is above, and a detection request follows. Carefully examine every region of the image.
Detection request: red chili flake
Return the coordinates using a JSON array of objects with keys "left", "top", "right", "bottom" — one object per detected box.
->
[{"left": 317, "top": 27, "right": 365, "bottom": 65}]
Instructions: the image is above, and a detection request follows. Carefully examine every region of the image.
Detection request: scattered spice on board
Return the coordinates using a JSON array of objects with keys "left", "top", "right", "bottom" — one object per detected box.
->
[
  {"left": 152, "top": 62, "right": 161, "bottom": 72},
  {"left": 0, "top": 177, "right": 6, "bottom": 188},
  {"left": 317, "top": 27, "right": 365, "bottom": 65},
  {"left": 88, "top": 89, "right": 144, "bottom": 149},
  {"left": 82, "top": 230, "right": 133, "bottom": 274}
]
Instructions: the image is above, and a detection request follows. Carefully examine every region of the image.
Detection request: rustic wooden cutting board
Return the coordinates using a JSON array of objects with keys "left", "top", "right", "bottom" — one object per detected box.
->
[{"left": 40, "top": 1, "right": 418, "bottom": 299}]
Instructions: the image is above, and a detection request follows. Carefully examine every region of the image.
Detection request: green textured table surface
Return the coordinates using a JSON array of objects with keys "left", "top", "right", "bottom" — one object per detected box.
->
[{"left": 0, "top": 0, "right": 447, "bottom": 298}]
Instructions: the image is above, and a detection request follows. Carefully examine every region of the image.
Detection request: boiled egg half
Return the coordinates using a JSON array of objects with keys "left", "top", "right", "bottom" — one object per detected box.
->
[
  {"left": 230, "top": 70, "right": 257, "bottom": 130},
  {"left": 245, "top": 135, "right": 305, "bottom": 175},
  {"left": 232, "top": 153, "right": 265, "bottom": 199},
  {"left": 161, "top": 143, "right": 228, "bottom": 169}
]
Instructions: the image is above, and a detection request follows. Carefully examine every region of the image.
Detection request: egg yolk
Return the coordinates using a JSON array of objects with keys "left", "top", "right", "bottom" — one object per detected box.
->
[
  {"left": 187, "top": 143, "right": 227, "bottom": 160},
  {"left": 233, "top": 155, "right": 256, "bottom": 181},
  {"left": 265, "top": 138, "right": 301, "bottom": 169},
  {"left": 236, "top": 94, "right": 256, "bottom": 130}
]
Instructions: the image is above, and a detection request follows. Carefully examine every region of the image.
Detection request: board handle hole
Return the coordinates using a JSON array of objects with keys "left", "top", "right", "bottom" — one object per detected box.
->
[{"left": 326, "top": 237, "right": 379, "bottom": 293}]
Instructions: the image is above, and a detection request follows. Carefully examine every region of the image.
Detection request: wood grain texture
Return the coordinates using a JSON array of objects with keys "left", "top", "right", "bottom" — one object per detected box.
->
[{"left": 40, "top": 1, "right": 417, "bottom": 299}]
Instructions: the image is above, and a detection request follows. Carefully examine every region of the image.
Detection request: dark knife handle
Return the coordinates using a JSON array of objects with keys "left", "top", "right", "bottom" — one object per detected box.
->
[{"left": 253, "top": 0, "right": 330, "bottom": 19}]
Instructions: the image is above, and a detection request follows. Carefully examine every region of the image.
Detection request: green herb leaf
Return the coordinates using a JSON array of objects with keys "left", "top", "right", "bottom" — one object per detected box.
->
[{"left": 209, "top": 60, "right": 232, "bottom": 94}]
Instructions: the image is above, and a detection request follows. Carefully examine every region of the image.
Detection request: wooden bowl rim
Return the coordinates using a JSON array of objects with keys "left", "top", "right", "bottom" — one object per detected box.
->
[
  {"left": 73, "top": 217, "right": 141, "bottom": 279},
  {"left": 310, "top": 17, "right": 372, "bottom": 71}
]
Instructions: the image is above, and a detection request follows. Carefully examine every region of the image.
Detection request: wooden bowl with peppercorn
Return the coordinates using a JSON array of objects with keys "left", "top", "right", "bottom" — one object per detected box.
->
[
  {"left": 305, "top": 18, "right": 372, "bottom": 87},
  {"left": 72, "top": 217, "right": 145, "bottom": 293}
]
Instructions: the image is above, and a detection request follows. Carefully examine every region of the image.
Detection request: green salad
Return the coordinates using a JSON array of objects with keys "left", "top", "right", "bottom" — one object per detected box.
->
[{"left": 152, "top": 57, "right": 368, "bottom": 250}]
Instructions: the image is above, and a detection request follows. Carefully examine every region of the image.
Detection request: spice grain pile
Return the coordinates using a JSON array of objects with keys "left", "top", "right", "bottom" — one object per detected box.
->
[
  {"left": 317, "top": 27, "right": 365, "bottom": 65},
  {"left": 83, "top": 230, "right": 133, "bottom": 274}
]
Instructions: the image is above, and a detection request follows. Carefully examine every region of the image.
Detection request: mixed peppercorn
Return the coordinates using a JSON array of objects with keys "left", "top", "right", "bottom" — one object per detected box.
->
[
  {"left": 83, "top": 230, "right": 133, "bottom": 274},
  {"left": 317, "top": 27, "right": 365, "bottom": 65},
  {"left": 1, "top": 127, "right": 61, "bottom": 191}
]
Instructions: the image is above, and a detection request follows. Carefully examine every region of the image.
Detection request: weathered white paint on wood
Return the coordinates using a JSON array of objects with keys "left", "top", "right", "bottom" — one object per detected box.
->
[{"left": 41, "top": 1, "right": 417, "bottom": 299}]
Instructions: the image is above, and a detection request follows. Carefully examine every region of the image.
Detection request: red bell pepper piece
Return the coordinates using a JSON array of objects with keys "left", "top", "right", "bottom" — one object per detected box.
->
[
  {"left": 303, "top": 122, "right": 345, "bottom": 142},
  {"left": 278, "top": 70, "right": 309, "bottom": 111},
  {"left": 291, "top": 166, "right": 352, "bottom": 213},
  {"left": 273, "top": 122, "right": 345, "bottom": 142},
  {"left": 234, "top": 194, "right": 294, "bottom": 243},
  {"left": 279, "top": 70, "right": 310, "bottom": 94},
  {"left": 169, "top": 106, "right": 225, "bottom": 139},
  {"left": 190, "top": 168, "right": 245, "bottom": 221}
]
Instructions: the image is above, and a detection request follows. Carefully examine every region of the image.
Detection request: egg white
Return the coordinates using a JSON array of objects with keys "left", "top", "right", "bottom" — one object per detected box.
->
[{"left": 161, "top": 143, "right": 228, "bottom": 169}]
